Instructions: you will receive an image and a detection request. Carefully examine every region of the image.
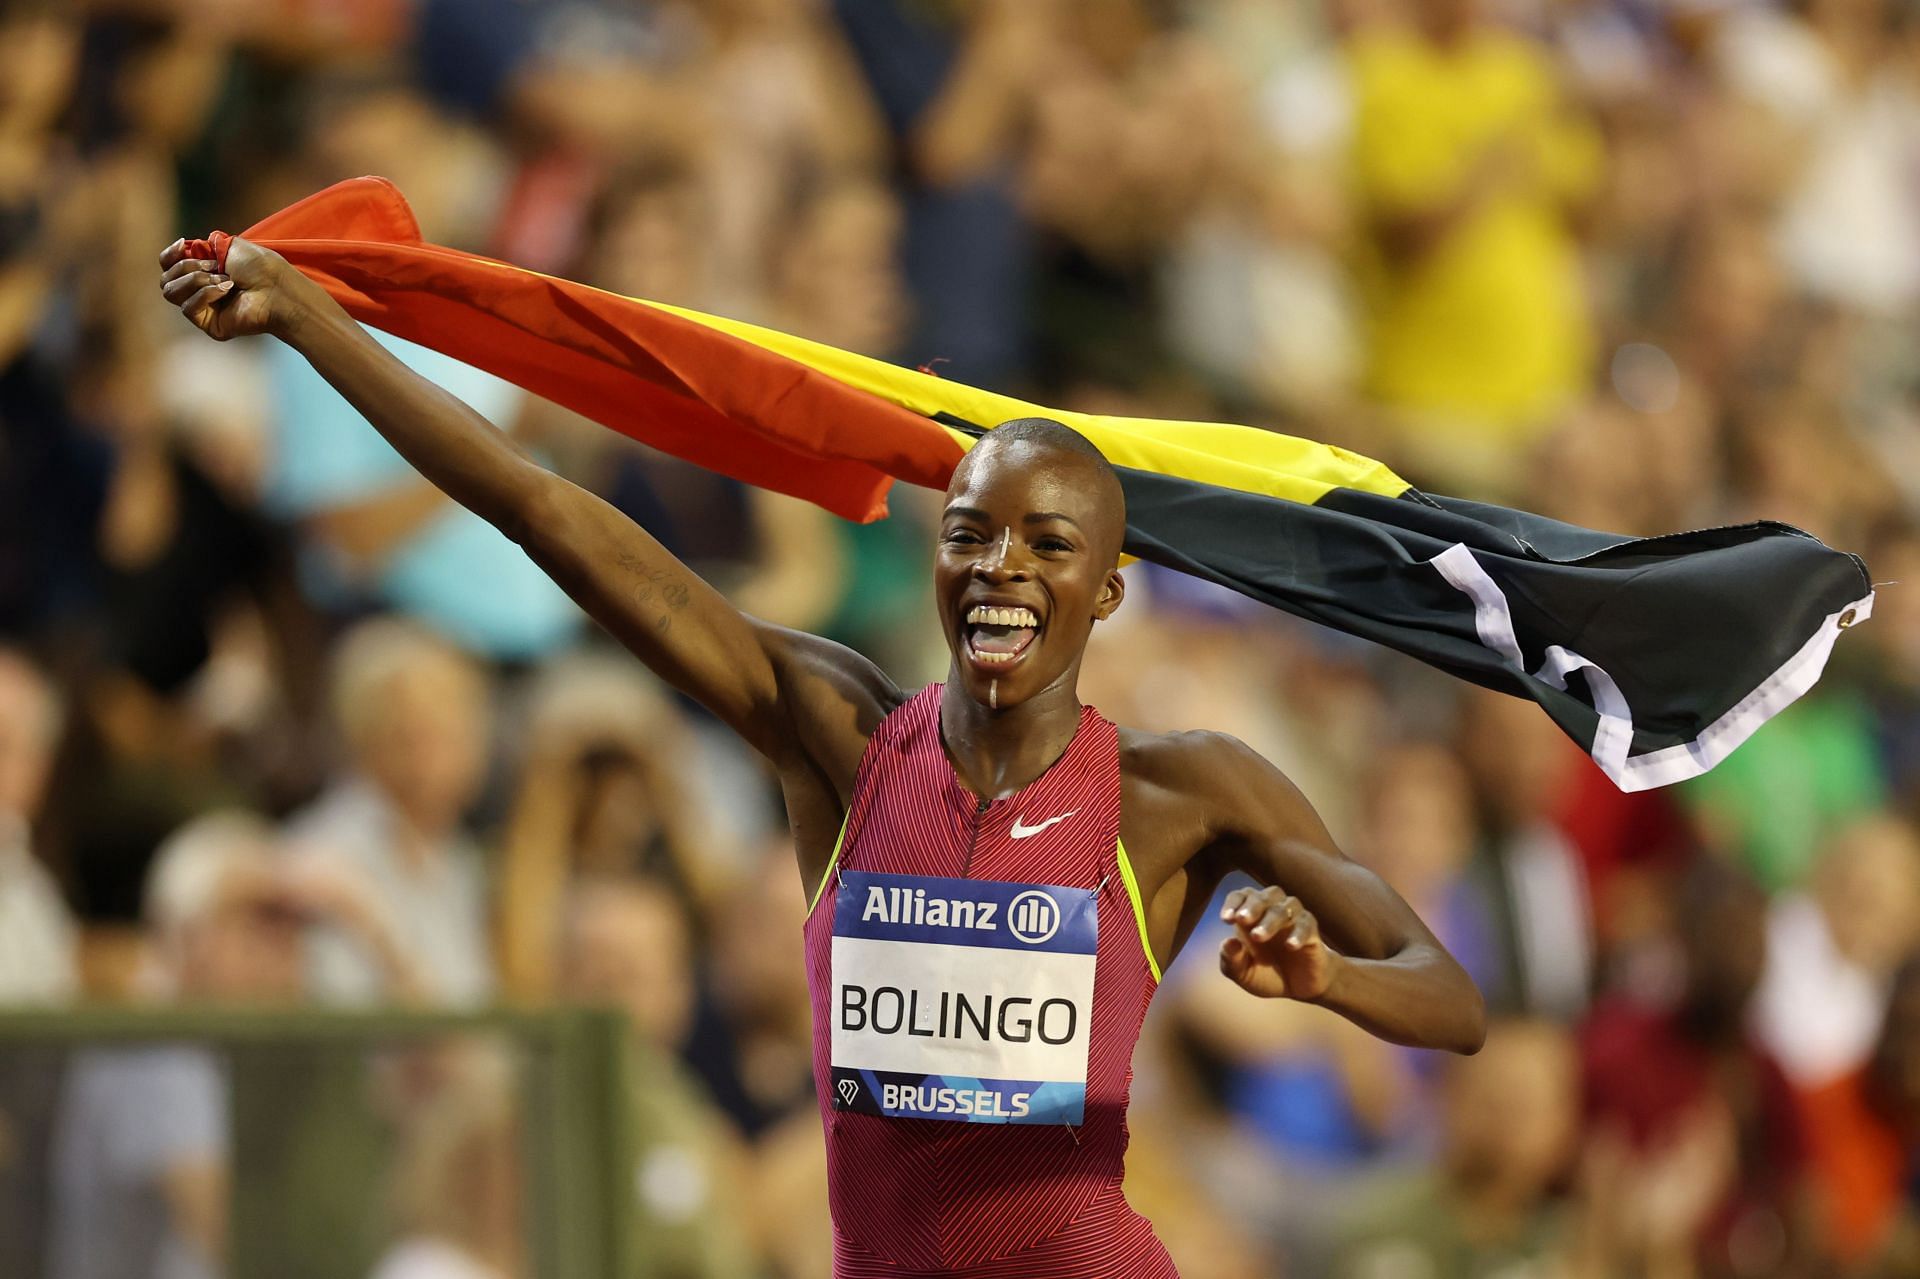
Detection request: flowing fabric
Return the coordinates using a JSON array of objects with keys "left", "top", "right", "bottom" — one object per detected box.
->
[{"left": 188, "top": 178, "right": 1874, "bottom": 791}]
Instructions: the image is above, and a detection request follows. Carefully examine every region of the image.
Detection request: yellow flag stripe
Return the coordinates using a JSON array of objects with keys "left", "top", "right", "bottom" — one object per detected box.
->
[{"left": 644, "top": 300, "right": 1409, "bottom": 506}]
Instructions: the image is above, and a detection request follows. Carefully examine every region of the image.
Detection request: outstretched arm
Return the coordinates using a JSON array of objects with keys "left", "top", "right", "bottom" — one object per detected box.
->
[
  {"left": 1193, "top": 735, "right": 1486, "bottom": 1054},
  {"left": 157, "top": 238, "right": 896, "bottom": 788}
]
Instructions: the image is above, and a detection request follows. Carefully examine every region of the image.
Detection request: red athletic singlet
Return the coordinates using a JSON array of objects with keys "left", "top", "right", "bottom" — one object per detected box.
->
[{"left": 803, "top": 685, "right": 1177, "bottom": 1277}]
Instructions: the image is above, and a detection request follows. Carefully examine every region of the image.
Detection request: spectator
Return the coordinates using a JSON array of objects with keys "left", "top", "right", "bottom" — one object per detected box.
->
[
  {"left": 49, "top": 809, "right": 408, "bottom": 1279},
  {"left": 369, "top": 1053, "right": 524, "bottom": 1279},
  {"left": 668, "top": 0, "right": 888, "bottom": 324},
  {"left": 407, "top": 0, "right": 680, "bottom": 164},
  {"left": 498, "top": 652, "right": 730, "bottom": 1001},
  {"left": 48, "top": 1045, "right": 228, "bottom": 1279},
  {"left": 695, "top": 843, "right": 820, "bottom": 1138},
  {"left": 559, "top": 877, "right": 756, "bottom": 1278},
  {"left": 1357, "top": 742, "right": 1503, "bottom": 999},
  {"left": 0, "top": 0, "right": 79, "bottom": 365},
  {"left": 1579, "top": 857, "right": 1809, "bottom": 1277},
  {"left": 1716, "top": 0, "right": 1920, "bottom": 318},
  {"left": 832, "top": 0, "right": 1040, "bottom": 385},
  {"left": 1164, "top": 0, "right": 1364, "bottom": 416},
  {"left": 1455, "top": 687, "right": 1592, "bottom": 1020},
  {"left": 1332, "top": 1019, "right": 1582, "bottom": 1278},
  {"left": 1164, "top": 906, "right": 1424, "bottom": 1274},
  {"left": 1753, "top": 815, "right": 1920, "bottom": 1090},
  {"left": 1347, "top": 0, "right": 1603, "bottom": 496},
  {"left": 0, "top": 647, "right": 77, "bottom": 1002},
  {"left": 769, "top": 176, "right": 910, "bottom": 359},
  {"left": 287, "top": 618, "right": 493, "bottom": 1006},
  {"left": 258, "top": 328, "right": 579, "bottom": 662},
  {"left": 1797, "top": 956, "right": 1920, "bottom": 1273},
  {"left": 580, "top": 155, "right": 716, "bottom": 311}
]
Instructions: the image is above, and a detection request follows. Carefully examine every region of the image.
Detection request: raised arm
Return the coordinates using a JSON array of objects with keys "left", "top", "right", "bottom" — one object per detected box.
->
[
  {"left": 157, "top": 238, "right": 897, "bottom": 790},
  {"left": 1180, "top": 733, "right": 1486, "bottom": 1054}
]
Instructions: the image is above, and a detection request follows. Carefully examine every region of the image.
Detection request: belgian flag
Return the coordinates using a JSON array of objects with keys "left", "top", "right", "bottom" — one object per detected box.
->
[{"left": 192, "top": 179, "right": 1873, "bottom": 792}]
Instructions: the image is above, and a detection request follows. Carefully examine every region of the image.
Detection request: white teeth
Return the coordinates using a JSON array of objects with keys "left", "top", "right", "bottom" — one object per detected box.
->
[{"left": 965, "top": 605, "right": 1038, "bottom": 627}]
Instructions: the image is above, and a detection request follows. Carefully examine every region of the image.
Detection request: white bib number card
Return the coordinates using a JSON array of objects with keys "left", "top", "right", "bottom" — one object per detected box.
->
[{"left": 829, "top": 869, "right": 1098, "bottom": 1125}]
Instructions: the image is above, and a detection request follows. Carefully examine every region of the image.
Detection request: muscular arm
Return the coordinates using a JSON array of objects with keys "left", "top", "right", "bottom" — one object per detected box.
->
[
  {"left": 1156, "top": 733, "right": 1486, "bottom": 1054},
  {"left": 284, "top": 294, "right": 803, "bottom": 731},
  {"left": 158, "top": 239, "right": 897, "bottom": 814}
]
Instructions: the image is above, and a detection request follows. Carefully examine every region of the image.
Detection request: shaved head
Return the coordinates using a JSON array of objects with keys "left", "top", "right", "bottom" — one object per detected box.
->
[
  {"left": 951, "top": 419, "right": 1126, "bottom": 567},
  {"left": 936, "top": 418, "right": 1129, "bottom": 712}
]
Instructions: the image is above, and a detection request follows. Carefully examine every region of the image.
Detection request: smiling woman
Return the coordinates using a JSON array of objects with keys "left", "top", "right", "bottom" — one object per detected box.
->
[
  {"left": 159, "top": 232, "right": 1487, "bottom": 1277},
  {"left": 935, "top": 421, "right": 1128, "bottom": 720}
]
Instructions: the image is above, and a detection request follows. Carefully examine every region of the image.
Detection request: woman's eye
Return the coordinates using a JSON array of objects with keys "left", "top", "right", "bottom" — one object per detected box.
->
[
  {"left": 944, "top": 530, "right": 984, "bottom": 545},
  {"left": 1036, "top": 538, "right": 1073, "bottom": 552}
]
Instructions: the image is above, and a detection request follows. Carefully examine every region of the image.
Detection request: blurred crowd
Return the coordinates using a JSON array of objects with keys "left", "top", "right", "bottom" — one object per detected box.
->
[{"left": 1, "top": 0, "right": 1919, "bottom": 1276}]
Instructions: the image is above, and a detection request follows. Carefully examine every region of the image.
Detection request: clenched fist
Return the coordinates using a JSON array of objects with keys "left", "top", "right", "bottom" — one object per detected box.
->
[
  {"left": 158, "top": 235, "right": 315, "bottom": 342},
  {"left": 1218, "top": 884, "right": 1339, "bottom": 1001}
]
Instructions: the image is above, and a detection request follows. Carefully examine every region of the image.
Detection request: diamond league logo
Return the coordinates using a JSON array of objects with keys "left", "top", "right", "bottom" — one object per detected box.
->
[
  {"left": 836, "top": 1077, "right": 860, "bottom": 1105},
  {"left": 1006, "top": 890, "right": 1061, "bottom": 945}
]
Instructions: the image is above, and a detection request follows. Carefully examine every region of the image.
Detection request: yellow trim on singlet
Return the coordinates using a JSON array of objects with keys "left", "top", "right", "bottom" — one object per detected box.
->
[
  {"left": 806, "top": 814, "right": 851, "bottom": 917},
  {"left": 1115, "top": 839, "right": 1162, "bottom": 984}
]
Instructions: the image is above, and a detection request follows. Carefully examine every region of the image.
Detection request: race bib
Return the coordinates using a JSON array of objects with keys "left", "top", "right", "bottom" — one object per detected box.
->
[{"left": 829, "top": 869, "right": 1098, "bottom": 1125}]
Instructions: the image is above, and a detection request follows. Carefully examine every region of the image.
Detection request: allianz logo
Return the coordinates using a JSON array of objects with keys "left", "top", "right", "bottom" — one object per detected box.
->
[{"left": 859, "top": 885, "right": 1062, "bottom": 944}]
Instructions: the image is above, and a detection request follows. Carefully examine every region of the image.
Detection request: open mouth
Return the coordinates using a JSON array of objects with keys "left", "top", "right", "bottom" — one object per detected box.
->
[{"left": 964, "top": 604, "right": 1040, "bottom": 666}]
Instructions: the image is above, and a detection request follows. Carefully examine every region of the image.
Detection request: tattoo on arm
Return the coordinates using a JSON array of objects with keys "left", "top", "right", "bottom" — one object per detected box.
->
[{"left": 615, "top": 549, "right": 695, "bottom": 635}]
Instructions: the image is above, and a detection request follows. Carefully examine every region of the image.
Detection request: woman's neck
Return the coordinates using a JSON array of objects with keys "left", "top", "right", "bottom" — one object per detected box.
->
[{"left": 938, "top": 676, "right": 1084, "bottom": 802}]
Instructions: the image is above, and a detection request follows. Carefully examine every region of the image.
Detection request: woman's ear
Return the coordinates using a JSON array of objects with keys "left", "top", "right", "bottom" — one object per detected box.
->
[{"left": 1094, "top": 570, "right": 1125, "bottom": 622}]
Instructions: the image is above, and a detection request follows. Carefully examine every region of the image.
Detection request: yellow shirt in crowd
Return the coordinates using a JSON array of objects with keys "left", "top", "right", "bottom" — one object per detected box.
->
[{"left": 1349, "top": 28, "right": 1602, "bottom": 443}]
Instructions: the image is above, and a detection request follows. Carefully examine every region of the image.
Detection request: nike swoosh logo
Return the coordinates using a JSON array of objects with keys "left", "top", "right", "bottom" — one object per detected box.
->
[{"left": 1009, "top": 811, "right": 1077, "bottom": 839}]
